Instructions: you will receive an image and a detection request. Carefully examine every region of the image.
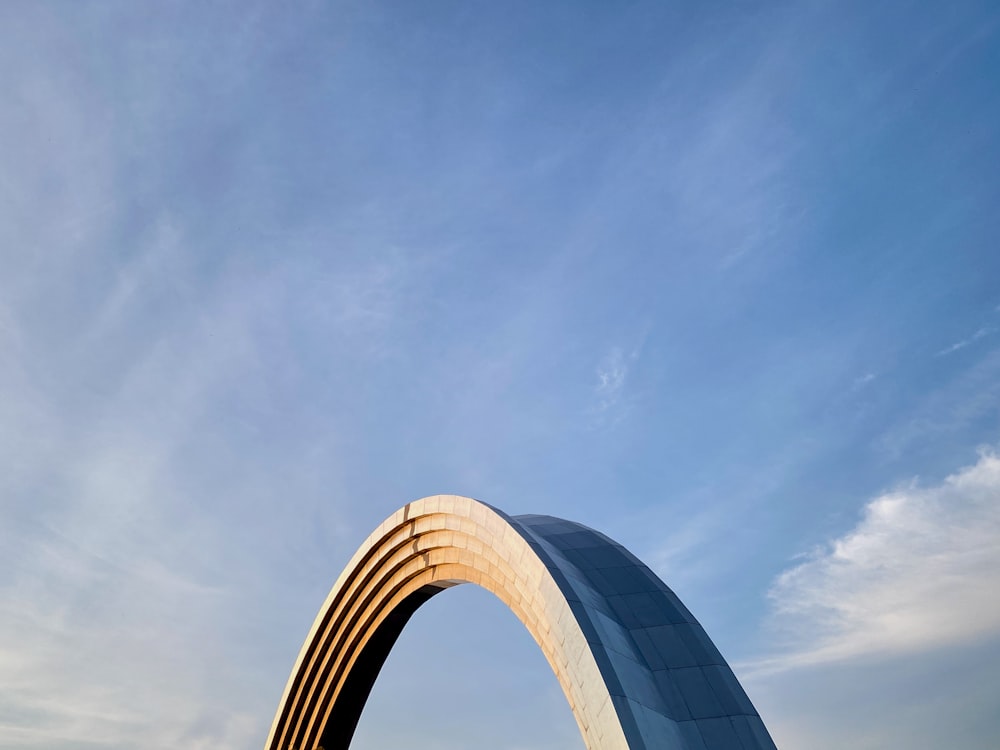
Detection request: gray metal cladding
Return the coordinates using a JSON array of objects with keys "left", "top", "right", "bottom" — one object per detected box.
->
[{"left": 510, "top": 513, "right": 776, "bottom": 750}]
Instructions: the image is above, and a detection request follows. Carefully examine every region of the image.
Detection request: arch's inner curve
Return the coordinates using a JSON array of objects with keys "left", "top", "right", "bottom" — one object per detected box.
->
[{"left": 266, "top": 495, "right": 777, "bottom": 750}]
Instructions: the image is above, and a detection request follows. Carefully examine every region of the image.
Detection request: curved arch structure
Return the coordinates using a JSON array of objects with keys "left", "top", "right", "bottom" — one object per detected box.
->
[{"left": 267, "top": 496, "right": 777, "bottom": 750}]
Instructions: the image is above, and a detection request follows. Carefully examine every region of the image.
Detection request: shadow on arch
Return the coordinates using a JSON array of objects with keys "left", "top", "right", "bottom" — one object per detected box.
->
[{"left": 267, "top": 495, "right": 778, "bottom": 750}]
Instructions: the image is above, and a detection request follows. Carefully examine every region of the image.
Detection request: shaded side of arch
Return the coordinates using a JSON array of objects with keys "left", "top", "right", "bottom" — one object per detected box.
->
[{"left": 265, "top": 495, "right": 777, "bottom": 750}]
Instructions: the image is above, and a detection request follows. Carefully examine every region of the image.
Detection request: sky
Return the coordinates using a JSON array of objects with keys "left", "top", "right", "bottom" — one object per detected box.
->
[{"left": 1, "top": 1, "right": 999, "bottom": 748}]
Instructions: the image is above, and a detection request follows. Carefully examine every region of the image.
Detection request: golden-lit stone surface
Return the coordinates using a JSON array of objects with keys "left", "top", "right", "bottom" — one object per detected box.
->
[{"left": 266, "top": 496, "right": 776, "bottom": 750}]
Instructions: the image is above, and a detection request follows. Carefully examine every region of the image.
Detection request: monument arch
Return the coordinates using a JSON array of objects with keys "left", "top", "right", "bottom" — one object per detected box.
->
[{"left": 267, "top": 495, "right": 776, "bottom": 750}]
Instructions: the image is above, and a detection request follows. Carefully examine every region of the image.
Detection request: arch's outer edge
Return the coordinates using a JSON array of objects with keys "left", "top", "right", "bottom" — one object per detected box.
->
[{"left": 265, "top": 495, "right": 777, "bottom": 750}]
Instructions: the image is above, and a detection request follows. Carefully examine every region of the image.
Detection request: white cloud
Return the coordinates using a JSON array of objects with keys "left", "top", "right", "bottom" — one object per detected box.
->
[{"left": 750, "top": 447, "right": 1000, "bottom": 675}]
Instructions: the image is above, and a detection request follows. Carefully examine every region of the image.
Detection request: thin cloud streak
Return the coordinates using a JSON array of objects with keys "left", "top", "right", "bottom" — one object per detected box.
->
[
  {"left": 877, "top": 348, "right": 1000, "bottom": 460},
  {"left": 935, "top": 326, "right": 995, "bottom": 357}
]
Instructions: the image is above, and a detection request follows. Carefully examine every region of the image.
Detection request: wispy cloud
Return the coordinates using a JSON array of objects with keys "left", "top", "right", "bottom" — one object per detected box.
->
[
  {"left": 852, "top": 371, "right": 877, "bottom": 389},
  {"left": 0, "top": 207, "right": 384, "bottom": 749},
  {"left": 747, "top": 447, "right": 1000, "bottom": 676},
  {"left": 878, "top": 347, "right": 1000, "bottom": 459},
  {"left": 935, "top": 326, "right": 994, "bottom": 357},
  {"left": 0, "top": 214, "right": 423, "bottom": 743},
  {"left": 591, "top": 344, "right": 644, "bottom": 426},
  {"left": 595, "top": 347, "right": 630, "bottom": 411}
]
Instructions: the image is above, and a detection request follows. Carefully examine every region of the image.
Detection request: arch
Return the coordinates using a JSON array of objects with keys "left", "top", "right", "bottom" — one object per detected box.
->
[{"left": 267, "top": 495, "right": 777, "bottom": 750}]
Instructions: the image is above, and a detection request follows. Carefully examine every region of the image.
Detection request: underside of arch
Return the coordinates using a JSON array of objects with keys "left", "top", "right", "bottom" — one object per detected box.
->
[{"left": 266, "top": 495, "right": 777, "bottom": 750}]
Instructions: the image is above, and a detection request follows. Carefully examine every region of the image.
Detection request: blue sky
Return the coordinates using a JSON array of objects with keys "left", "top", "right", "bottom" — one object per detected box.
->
[{"left": 2, "top": 1, "right": 999, "bottom": 748}]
